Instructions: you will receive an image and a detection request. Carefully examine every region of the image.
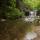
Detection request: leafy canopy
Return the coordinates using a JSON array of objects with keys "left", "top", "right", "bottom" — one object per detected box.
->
[{"left": 23, "top": 0, "right": 40, "bottom": 10}]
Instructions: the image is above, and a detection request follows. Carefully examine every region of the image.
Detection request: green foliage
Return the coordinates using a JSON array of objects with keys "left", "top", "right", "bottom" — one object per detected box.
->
[
  {"left": 37, "top": 4, "right": 40, "bottom": 10},
  {"left": 9, "top": 0, "right": 16, "bottom": 8},
  {"left": 6, "top": 8, "right": 24, "bottom": 19},
  {"left": 6, "top": 0, "right": 24, "bottom": 20},
  {"left": 23, "top": 0, "right": 40, "bottom": 10}
]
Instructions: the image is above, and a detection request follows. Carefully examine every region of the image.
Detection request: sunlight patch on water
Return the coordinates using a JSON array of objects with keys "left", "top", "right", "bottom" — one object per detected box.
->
[{"left": 24, "top": 32, "right": 37, "bottom": 40}]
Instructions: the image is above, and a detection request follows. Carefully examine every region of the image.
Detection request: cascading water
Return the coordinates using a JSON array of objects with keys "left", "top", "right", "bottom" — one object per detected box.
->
[
  {"left": 24, "top": 10, "right": 37, "bottom": 22},
  {"left": 23, "top": 10, "right": 37, "bottom": 40}
]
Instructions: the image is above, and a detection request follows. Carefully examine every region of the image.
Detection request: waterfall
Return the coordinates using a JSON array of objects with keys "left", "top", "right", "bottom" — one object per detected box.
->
[{"left": 24, "top": 10, "right": 37, "bottom": 22}]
